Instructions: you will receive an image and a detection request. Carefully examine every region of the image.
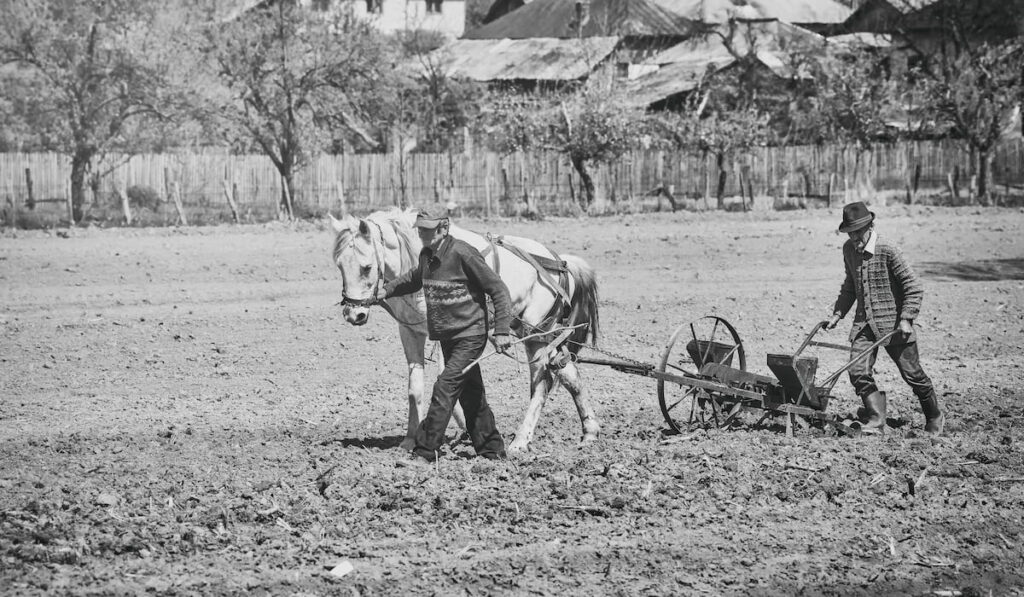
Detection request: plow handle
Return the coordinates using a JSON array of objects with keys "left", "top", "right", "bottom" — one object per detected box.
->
[
  {"left": 792, "top": 321, "right": 828, "bottom": 358},
  {"left": 819, "top": 329, "right": 899, "bottom": 389}
]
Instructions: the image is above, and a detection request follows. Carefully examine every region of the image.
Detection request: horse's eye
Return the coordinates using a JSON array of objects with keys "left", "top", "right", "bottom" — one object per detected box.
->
[{"left": 361, "top": 265, "right": 372, "bottom": 276}]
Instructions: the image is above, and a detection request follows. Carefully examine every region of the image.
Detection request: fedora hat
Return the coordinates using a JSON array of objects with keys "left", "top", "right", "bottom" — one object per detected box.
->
[
  {"left": 838, "top": 202, "right": 874, "bottom": 233},
  {"left": 414, "top": 209, "right": 449, "bottom": 229}
]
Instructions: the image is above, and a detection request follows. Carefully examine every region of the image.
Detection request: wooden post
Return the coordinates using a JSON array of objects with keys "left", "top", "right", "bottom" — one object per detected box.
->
[
  {"left": 24, "top": 168, "right": 35, "bottom": 210},
  {"left": 66, "top": 180, "right": 73, "bottom": 226},
  {"left": 335, "top": 180, "right": 346, "bottom": 214},
  {"left": 281, "top": 175, "right": 295, "bottom": 221},
  {"left": 120, "top": 177, "right": 133, "bottom": 226},
  {"left": 827, "top": 173, "right": 836, "bottom": 208},
  {"left": 7, "top": 196, "right": 18, "bottom": 229},
  {"left": 221, "top": 180, "right": 240, "bottom": 224},
  {"left": 484, "top": 175, "right": 492, "bottom": 219},
  {"left": 702, "top": 152, "right": 711, "bottom": 210},
  {"left": 172, "top": 181, "right": 188, "bottom": 226},
  {"left": 500, "top": 165, "right": 510, "bottom": 207}
]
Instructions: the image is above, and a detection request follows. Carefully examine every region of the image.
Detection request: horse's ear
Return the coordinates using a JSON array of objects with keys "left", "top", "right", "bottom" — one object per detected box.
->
[
  {"left": 328, "top": 213, "right": 346, "bottom": 234},
  {"left": 358, "top": 219, "right": 370, "bottom": 236}
]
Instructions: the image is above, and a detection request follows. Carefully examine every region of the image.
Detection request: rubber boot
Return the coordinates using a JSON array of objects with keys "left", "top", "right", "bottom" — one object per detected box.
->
[
  {"left": 859, "top": 391, "right": 887, "bottom": 431},
  {"left": 919, "top": 392, "right": 945, "bottom": 435}
]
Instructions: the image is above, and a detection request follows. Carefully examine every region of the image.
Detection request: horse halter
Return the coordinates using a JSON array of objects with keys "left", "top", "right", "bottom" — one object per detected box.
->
[{"left": 338, "top": 221, "right": 387, "bottom": 309}]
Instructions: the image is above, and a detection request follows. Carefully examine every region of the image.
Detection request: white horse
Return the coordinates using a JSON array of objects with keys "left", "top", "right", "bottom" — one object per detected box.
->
[{"left": 330, "top": 207, "right": 601, "bottom": 454}]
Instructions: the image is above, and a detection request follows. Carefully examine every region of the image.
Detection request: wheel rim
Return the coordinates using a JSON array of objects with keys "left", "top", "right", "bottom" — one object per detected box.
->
[{"left": 657, "top": 316, "right": 746, "bottom": 434}]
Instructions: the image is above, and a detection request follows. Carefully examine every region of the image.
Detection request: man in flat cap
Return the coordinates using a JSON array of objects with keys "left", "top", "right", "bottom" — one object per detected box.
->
[
  {"left": 823, "top": 202, "right": 944, "bottom": 434},
  {"left": 379, "top": 210, "right": 514, "bottom": 464}
]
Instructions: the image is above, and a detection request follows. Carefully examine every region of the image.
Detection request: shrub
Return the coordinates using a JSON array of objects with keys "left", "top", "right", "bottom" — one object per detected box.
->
[{"left": 126, "top": 185, "right": 162, "bottom": 211}]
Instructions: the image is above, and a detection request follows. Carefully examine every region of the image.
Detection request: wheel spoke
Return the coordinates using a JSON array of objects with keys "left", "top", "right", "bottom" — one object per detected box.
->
[
  {"left": 666, "top": 386, "right": 698, "bottom": 413},
  {"left": 700, "top": 318, "right": 721, "bottom": 366},
  {"left": 719, "top": 342, "right": 741, "bottom": 365}
]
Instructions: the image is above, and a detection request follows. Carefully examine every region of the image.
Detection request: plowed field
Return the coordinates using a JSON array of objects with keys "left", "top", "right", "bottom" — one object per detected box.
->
[{"left": 2, "top": 205, "right": 1023, "bottom": 596}]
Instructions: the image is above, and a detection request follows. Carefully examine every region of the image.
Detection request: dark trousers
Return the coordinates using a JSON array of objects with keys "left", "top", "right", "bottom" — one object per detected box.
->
[
  {"left": 848, "top": 327, "right": 936, "bottom": 401},
  {"left": 413, "top": 334, "right": 505, "bottom": 461}
]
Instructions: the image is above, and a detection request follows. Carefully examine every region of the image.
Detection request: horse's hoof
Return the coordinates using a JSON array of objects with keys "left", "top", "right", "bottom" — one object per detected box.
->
[
  {"left": 398, "top": 438, "right": 416, "bottom": 451},
  {"left": 580, "top": 433, "right": 599, "bottom": 443},
  {"left": 507, "top": 442, "right": 527, "bottom": 455}
]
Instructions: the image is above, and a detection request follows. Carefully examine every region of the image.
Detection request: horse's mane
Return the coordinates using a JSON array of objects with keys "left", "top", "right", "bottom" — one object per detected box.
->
[{"left": 333, "top": 208, "right": 420, "bottom": 272}]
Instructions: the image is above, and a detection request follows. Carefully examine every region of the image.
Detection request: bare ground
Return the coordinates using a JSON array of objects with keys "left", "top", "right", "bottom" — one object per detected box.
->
[{"left": 1, "top": 205, "right": 1023, "bottom": 596}]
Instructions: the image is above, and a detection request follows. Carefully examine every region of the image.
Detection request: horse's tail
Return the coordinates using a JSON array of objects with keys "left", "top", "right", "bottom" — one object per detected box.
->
[{"left": 563, "top": 254, "right": 599, "bottom": 353}]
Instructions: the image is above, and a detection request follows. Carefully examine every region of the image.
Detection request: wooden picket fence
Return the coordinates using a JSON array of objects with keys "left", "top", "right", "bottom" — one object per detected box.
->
[{"left": 1, "top": 139, "right": 1022, "bottom": 222}]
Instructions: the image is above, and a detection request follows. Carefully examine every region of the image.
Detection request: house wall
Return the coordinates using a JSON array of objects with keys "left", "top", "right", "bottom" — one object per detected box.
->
[
  {"left": 358, "top": 0, "right": 466, "bottom": 38},
  {"left": 304, "top": 0, "right": 466, "bottom": 38}
]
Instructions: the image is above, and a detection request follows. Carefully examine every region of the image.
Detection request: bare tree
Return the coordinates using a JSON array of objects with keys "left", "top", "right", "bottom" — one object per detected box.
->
[
  {"left": 194, "top": 0, "right": 392, "bottom": 216},
  {"left": 894, "top": 0, "right": 1024, "bottom": 202},
  {"left": 0, "top": 0, "right": 179, "bottom": 224},
  {"left": 482, "top": 70, "right": 639, "bottom": 210},
  {"left": 803, "top": 45, "right": 907, "bottom": 199}
]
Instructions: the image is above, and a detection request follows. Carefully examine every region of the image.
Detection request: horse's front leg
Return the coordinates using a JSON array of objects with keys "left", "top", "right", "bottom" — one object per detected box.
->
[
  {"left": 553, "top": 359, "right": 600, "bottom": 442},
  {"left": 508, "top": 343, "right": 553, "bottom": 454},
  {"left": 398, "top": 325, "right": 428, "bottom": 451}
]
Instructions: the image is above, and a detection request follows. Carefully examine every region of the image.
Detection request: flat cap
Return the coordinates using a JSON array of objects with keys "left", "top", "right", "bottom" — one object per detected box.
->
[{"left": 414, "top": 210, "right": 449, "bottom": 229}]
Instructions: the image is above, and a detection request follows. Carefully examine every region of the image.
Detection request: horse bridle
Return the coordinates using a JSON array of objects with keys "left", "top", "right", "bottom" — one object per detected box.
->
[
  {"left": 337, "top": 219, "right": 388, "bottom": 309},
  {"left": 337, "top": 220, "right": 427, "bottom": 326}
]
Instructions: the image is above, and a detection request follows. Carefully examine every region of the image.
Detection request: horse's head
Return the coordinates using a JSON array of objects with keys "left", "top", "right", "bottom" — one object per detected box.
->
[{"left": 330, "top": 213, "right": 383, "bottom": 326}]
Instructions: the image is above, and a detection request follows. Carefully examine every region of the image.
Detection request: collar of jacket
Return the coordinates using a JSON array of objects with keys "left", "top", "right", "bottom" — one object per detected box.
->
[{"left": 422, "top": 235, "right": 452, "bottom": 263}]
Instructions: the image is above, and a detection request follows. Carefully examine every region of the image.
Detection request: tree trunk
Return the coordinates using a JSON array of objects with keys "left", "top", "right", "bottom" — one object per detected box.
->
[
  {"left": 976, "top": 148, "right": 992, "bottom": 205},
  {"left": 69, "top": 151, "right": 93, "bottom": 225},
  {"left": 571, "top": 155, "right": 595, "bottom": 209},
  {"left": 280, "top": 169, "right": 295, "bottom": 220},
  {"left": 715, "top": 152, "right": 727, "bottom": 210}
]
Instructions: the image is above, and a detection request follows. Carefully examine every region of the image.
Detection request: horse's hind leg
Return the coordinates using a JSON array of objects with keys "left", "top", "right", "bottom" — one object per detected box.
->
[
  {"left": 553, "top": 359, "right": 601, "bottom": 443},
  {"left": 507, "top": 345, "right": 553, "bottom": 454}
]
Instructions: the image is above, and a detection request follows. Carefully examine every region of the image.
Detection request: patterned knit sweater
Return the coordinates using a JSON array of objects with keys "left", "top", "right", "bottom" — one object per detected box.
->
[
  {"left": 385, "top": 237, "right": 512, "bottom": 341},
  {"left": 832, "top": 237, "right": 923, "bottom": 345}
]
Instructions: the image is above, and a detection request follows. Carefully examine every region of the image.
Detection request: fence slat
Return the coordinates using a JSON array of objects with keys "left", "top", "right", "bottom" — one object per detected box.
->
[{"left": 2, "top": 140, "right": 1022, "bottom": 218}]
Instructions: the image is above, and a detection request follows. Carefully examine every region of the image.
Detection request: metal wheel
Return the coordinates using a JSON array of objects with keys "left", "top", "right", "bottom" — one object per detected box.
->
[{"left": 657, "top": 316, "right": 746, "bottom": 434}]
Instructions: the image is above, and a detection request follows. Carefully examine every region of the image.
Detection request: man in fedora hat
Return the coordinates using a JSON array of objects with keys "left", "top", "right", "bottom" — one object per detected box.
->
[
  {"left": 378, "top": 210, "right": 515, "bottom": 465},
  {"left": 823, "top": 201, "right": 944, "bottom": 434}
]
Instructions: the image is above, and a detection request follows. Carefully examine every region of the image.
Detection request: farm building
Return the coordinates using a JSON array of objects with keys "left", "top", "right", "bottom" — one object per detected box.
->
[
  {"left": 619, "top": 18, "right": 826, "bottom": 109},
  {"left": 424, "top": 36, "right": 621, "bottom": 84},
  {"left": 837, "top": 0, "right": 1024, "bottom": 49},
  {"left": 438, "top": 0, "right": 694, "bottom": 86},
  {"left": 483, "top": 0, "right": 852, "bottom": 33},
  {"left": 221, "top": 0, "right": 467, "bottom": 39}
]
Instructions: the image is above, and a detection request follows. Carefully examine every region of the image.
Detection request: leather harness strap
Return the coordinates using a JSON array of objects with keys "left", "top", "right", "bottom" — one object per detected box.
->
[{"left": 488, "top": 234, "right": 572, "bottom": 307}]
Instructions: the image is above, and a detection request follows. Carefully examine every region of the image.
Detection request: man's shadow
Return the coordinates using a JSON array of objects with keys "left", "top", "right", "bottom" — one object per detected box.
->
[{"left": 332, "top": 435, "right": 405, "bottom": 450}]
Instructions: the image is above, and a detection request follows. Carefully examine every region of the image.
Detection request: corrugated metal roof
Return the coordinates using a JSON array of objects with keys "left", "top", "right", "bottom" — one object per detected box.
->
[
  {"left": 652, "top": 0, "right": 852, "bottom": 24},
  {"left": 463, "top": 0, "right": 693, "bottom": 39},
  {"left": 426, "top": 37, "right": 621, "bottom": 81},
  {"left": 618, "top": 59, "right": 706, "bottom": 108},
  {"left": 827, "top": 32, "right": 895, "bottom": 49},
  {"left": 621, "top": 20, "right": 822, "bottom": 108},
  {"left": 644, "top": 20, "right": 824, "bottom": 65},
  {"left": 883, "top": 0, "right": 941, "bottom": 15}
]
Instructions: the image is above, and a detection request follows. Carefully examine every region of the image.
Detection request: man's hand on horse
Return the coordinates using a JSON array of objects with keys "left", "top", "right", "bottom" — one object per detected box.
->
[
  {"left": 372, "top": 286, "right": 388, "bottom": 304},
  {"left": 493, "top": 334, "right": 514, "bottom": 354}
]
